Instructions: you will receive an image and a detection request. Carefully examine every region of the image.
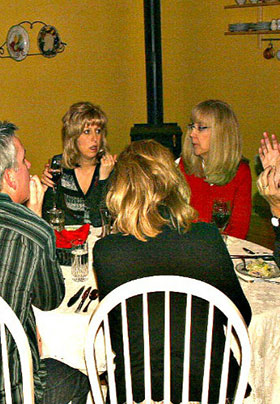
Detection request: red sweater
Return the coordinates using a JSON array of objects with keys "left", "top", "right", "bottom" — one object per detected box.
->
[{"left": 179, "top": 158, "right": 252, "bottom": 239}]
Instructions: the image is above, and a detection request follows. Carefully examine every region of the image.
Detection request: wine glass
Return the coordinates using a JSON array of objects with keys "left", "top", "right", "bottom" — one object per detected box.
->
[
  {"left": 211, "top": 199, "right": 231, "bottom": 242},
  {"left": 46, "top": 156, "right": 64, "bottom": 230},
  {"left": 71, "top": 239, "right": 89, "bottom": 282},
  {"left": 98, "top": 208, "right": 112, "bottom": 238},
  {"left": 49, "top": 156, "right": 62, "bottom": 209}
]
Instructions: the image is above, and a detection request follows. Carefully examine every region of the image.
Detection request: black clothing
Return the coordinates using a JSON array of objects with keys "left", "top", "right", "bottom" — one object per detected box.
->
[{"left": 93, "top": 222, "right": 251, "bottom": 403}]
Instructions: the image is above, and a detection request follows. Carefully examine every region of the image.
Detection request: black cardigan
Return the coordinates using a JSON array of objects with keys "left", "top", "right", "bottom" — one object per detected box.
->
[{"left": 93, "top": 222, "right": 251, "bottom": 403}]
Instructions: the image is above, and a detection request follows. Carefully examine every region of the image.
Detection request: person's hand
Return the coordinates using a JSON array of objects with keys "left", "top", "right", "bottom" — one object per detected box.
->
[
  {"left": 259, "top": 132, "right": 280, "bottom": 170},
  {"left": 41, "top": 162, "right": 55, "bottom": 188},
  {"left": 99, "top": 152, "right": 117, "bottom": 180},
  {"left": 257, "top": 165, "right": 280, "bottom": 217},
  {"left": 26, "top": 175, "right": 47, "bottom": 217}
]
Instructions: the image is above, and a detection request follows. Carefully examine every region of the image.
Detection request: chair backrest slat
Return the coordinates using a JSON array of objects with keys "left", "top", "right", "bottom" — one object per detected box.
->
[
  {"left": 85, "top": 276, "right": 251, "bottom": 404},
  {"left": 104, "top": 314, "right": 118, "bottom": 404},
  {"left": 182, "top": 293, "right": 192, "bottom": 404},
  {"left": 0, "top": 296, "right": 34, "bottom": 404},
  {"left": 121, "top": 300, "right": 133, "bottom": 404},
  {"left": 1, "top": 323, "right": 12, "bottom": 404},
  {"left": 163, "top": 291, "right": 171, "bottom": 404},
  {"left": 219, "top": 320, "right": 233, "bottom": 403},
  {"left": 143, "top": 292, "right": 152, "bottom": 403},
  {"left": 201, "top": 302, "right": 214, "bottom": 404}
]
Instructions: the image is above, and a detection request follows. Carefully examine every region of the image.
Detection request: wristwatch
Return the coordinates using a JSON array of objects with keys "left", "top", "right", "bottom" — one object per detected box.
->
[{"left": 271, "top": 216, "right": 280, "bottom": 227}]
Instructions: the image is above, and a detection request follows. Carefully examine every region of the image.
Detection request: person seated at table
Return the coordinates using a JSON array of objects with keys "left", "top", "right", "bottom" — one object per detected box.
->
[
  {"left": 258, "top": 132, "right": 280, "bottom": 267},
  {"left": 41, "top": 101, "right": 117, "bottom": 226},
  {"left": 93, "top": 139, "right": 252, "bottom": 404},
  {"left": 0, "top": 121, "right": 89, "bottom": 404},
  {"left": 178, "top": 99, "right": 252, "bottom": 239}
]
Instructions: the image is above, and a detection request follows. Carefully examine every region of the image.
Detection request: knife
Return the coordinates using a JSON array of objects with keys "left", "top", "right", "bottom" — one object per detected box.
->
[
  {"left": 67, "top": 286, "right": 85, "bottom": 307},
  {"left": 75, "top": 287, "right": 91, "bottom": 313},
  {"left": 231, "top": 254, "right": 274, "bottom": 261},
  {"left": 243, "top": 247, "right": 255, "bottom": 255}
]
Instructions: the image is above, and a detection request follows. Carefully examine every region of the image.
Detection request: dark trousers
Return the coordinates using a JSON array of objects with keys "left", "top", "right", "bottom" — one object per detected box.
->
[{"left": 41, "top": 359, "right": 90, "bottom": 404}]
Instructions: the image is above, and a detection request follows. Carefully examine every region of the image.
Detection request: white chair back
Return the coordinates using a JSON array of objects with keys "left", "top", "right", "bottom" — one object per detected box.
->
[
  {"left": 0, "top": 296, "right": 35, "bottom": 404},
  {"left": 85, "top": 275, "right": 251, "bottom": 404}
]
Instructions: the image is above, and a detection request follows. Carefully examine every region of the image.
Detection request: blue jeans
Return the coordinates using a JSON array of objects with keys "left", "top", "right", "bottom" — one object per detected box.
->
[{"left": 41, "top": 359, "right": 90, "bottom": 404}]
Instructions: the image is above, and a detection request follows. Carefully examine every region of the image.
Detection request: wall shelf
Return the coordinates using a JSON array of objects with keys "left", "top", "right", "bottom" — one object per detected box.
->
[
  {"left": 224, "top": 2, "right": 280, "bottom": 47},
  {"left": 225, "top": 2, "right": 280, "bottom": 9},
  {"left": 225, "top": 29, "right": 280, "bottom": 34}
]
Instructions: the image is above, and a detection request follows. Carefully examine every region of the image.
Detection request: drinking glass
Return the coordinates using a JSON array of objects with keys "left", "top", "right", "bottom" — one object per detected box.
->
[
  {"left": 47, "top": 208, "right": 65, "bottom": 231},
  {"left": 211, "top": 199, "right": 231, "bottom": 242},
  {"left": 98, "top": 208, "right": 112, "bottom": 238},
  {"left": 49, "top": 156, "right": 62, "bottom": 209},
  {"left": 71, "top": 240, "right": 89, "bottom": 282}
]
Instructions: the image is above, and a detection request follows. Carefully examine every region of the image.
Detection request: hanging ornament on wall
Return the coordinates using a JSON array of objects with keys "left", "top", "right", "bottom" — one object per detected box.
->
[
  {"left": 37, "top": 25, "right": 62, "bottom": 58},
  {"left": 0, "top": 21, "right": 66, "bottom": 61},
  {"left": 6, "top": 25, "right": 30, "bottom": 61}
]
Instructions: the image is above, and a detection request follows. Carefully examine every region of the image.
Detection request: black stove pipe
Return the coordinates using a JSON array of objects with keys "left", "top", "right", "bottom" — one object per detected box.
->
[
  {"left": 130, "top": 0, "right": 182, "bottom": 158},
  {"left": 144, "top": 0, "right": 164, "bottom": 125}
]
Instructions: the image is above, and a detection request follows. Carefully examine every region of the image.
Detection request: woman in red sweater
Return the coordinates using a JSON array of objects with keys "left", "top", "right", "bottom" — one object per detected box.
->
[{"left": 179, "top": 99, "right": 252, "bottom": 239}]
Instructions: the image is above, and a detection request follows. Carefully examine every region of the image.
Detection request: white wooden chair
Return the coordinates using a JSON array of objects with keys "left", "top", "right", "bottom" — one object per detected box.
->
[
  {"left": 85, "top": 275, "right": 251, "bottom": 404},
  {"left": 0, "top": 296, "right": 35, "bottom": 404}
]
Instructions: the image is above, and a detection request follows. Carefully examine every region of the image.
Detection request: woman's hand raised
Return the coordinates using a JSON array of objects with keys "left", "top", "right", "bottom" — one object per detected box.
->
[
  {"left": 99, "top": 153, "right": 117, "bottom": 180},
  {"left": 259, "top": 132, "right": 280, "bottom": 170}
]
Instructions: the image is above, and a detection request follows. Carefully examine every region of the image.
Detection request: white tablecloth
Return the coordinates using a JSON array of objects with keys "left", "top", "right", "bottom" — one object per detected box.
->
[
  {"left": 34, "top": 226, "right": 106, "bottom": 374},
  {"left": 227, "top": 236, "right": 280, "bottom": 404}
]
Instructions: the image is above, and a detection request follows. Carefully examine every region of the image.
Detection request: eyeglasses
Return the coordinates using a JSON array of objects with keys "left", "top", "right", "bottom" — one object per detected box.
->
[{"left": 187, "top": 123, "right": 211, "bottom": 132}]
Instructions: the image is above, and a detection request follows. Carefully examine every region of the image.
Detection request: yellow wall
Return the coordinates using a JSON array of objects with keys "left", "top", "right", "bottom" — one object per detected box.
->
[
  {"left": 0, "top": 1, "right": 146, "bottom": 175},
  {"left": 1, "top": 1, "right": 279, "bottom": 202}
]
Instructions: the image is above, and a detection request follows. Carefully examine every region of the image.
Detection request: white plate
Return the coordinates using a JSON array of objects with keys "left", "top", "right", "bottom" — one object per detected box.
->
[
  {"left": 7, "top": 25, "right": 29, "bottom": 61},
  {"left": 236, "top": 260, "right": 280, "bottom": 279}
]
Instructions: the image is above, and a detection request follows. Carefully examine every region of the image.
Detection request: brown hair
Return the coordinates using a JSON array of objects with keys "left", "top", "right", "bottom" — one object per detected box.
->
[{"left": 61, "top": 102, "right": 108, "bottom": 168}]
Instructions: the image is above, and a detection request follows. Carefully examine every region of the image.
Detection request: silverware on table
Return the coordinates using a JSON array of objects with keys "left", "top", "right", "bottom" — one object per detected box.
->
[
  {"left": 231, "top": 254, "right": 274, "bottom": 261},
  {"left": 243, "top": 247, "right": 255, "bottom": 255},
  {"left": 238, "top": 276, "right": 280, "bottom": 285},
  {"left": 67, "top": 286, "right": 85, "bottom": 307},
  {"left": 75, "top": 287, "right": 91, "bottom": 313},
  {"left": 82, "top": 289, "right": 99, "bottom": 312}
]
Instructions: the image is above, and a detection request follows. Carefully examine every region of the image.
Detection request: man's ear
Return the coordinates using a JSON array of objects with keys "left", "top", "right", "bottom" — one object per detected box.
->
[{"left": 3, "top": 168, "right": 16, "bottom": 191}]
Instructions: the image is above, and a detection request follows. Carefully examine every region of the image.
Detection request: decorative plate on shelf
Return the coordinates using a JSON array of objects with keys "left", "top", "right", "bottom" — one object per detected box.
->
[
  {"left": 6, "top": 25, "right": 29, "bottom": 61},
  {"left": 37, "top": 25, "right": 61, "bottom": 58}
]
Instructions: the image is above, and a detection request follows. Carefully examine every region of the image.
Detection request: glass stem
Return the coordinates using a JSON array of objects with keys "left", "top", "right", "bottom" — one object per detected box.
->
[{"left": 53, "top": 187, "right": 57, "bottom": 209}]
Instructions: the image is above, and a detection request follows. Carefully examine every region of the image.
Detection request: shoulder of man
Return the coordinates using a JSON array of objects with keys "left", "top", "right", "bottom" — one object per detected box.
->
[{"left": 2, "top": 199, "right": 55, "bottom": 247}]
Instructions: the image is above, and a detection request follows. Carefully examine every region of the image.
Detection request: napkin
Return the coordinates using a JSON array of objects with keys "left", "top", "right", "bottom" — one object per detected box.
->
[{"left": 55, "top": 224, "right": 90, "bottom": 249}]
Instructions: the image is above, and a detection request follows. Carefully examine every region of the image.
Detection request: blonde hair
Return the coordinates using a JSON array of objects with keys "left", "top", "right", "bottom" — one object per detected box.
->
[
  {"left": 182, "top": 99, "right": 242, "bottom": 185},
  {"left": 61, "top": 102, "right": 108, "bottom": 168},
  {"left": 106, "top": 139, "right": 197, "bottom": 241}
]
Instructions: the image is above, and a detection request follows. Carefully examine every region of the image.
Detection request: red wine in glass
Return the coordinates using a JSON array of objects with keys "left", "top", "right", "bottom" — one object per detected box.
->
[
  {"left": 51, "top": 169, "right": 62, "bottom": 185},
  {"left": 49, "top": 157, "right": 62, "bottom": 208},
  {"left": 50, "top": 157, "right": 62, "bottom": 187},
  {"left": 212, "top": 200, "right": 231, "bottom": 233}
]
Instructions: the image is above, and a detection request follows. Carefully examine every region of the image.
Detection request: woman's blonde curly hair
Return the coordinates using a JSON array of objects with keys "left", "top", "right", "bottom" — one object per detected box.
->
[{"left": 106, "top": 139, "right": 197, "bottom": 241}]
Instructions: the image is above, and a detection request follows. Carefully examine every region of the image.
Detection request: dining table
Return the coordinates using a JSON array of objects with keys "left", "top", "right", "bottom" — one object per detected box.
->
[
  {"left": 227, "top": 236, "right": 280, "bottom": 404},
  {"left": 33, "top": 226, "right": 106, "bottom": 376},
  {"left": 34, "top": 226, "right": 280, "bottom": 404}
]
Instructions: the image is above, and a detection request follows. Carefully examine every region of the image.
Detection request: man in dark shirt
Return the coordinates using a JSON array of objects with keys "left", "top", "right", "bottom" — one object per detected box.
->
[{"left": 0, "top": 122, "right": 89, "bottom": 404}]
